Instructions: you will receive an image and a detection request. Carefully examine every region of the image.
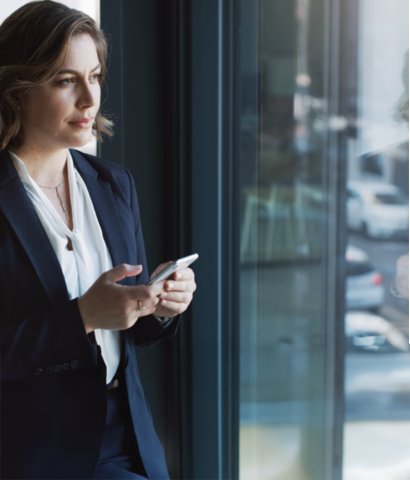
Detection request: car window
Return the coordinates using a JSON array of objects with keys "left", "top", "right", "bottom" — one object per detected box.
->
[
  {"left": 346, "top": 261, "right": 375, "bottom": 277},
  {"left": 347, "top": 188, "right": 360, "bottom": 200},
  {"left": 373, "top": 193, "right": 408, "bottom": 205}
]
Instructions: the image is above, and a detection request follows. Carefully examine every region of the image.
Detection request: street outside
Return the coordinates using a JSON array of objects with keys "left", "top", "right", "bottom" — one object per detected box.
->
[
  {"left": 343, "top": 232, "right": 410, "bottom": 480},
  {"left": 239, "top": 229, "right": 410, "bottom": 480}
]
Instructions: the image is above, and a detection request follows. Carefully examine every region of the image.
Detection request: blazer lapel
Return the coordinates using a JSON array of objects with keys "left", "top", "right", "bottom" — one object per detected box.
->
[
  {"left": 0, "top": 150, "right": 69, "bottom": 305},
  {"left": 70, "top": 150, "right": 133, "bottom": 279},
  {"left": 71, "top": 150, "right": 133, "bottom": 358}
]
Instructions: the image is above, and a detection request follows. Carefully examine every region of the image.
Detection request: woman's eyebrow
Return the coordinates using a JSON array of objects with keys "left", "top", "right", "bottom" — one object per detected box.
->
[{"left": 56, "top": 63, "right": 101, "bottom": 75}]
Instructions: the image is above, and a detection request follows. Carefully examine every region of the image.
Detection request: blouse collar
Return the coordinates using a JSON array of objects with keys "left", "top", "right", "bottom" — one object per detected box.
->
[{"left": 8, "top": 149, "right": 75, "bottom": 188}]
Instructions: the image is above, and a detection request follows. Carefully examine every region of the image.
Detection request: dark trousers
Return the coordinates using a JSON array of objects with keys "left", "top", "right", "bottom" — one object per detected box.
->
[{"left": 92, "top": 373, "right": 148, "bottom": 480}]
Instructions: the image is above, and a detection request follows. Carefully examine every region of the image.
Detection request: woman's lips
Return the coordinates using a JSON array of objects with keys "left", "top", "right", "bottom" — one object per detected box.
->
[{"left": 69, "top": 117, "right": 94, "bottom": 128}]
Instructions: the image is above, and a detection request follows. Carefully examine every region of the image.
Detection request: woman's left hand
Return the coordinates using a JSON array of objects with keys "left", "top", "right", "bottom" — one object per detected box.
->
[{"left": 150, "top": 262, "right": 197, "bottom": 318}]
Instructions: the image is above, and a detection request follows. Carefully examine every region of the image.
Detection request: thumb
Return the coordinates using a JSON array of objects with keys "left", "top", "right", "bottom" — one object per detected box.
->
[{"left": 105, "top": 264, "right": 143, "bottom": 284}]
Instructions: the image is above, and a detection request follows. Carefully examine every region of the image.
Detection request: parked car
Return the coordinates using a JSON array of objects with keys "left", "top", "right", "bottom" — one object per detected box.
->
[
  {"left": 345, "top": 311, "right": 408, "bottom": 352},
  {"left": 347, "top": 180, "right": 409, "bottom": 239},
  {"left": 346, "top": 245, "right": 384, "bottom": 310}
]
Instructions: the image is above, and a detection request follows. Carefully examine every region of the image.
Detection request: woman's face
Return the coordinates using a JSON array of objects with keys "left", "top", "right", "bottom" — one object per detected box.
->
[{"left": 17, "top": 34, "right": 101, "bottom": 153}]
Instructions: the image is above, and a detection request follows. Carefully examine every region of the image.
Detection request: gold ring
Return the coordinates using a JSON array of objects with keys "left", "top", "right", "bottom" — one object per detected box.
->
[{"left": 138, "top": 301, "right": 146, "bottom": 311}]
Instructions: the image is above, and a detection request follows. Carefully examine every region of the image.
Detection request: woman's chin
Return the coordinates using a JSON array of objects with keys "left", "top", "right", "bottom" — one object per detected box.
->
[{"left": 70, "top": 132, "right": 94, "bottom": 149}]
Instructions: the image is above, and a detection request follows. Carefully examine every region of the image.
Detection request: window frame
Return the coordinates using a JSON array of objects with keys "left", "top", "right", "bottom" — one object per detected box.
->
[{"left": 100, "top": 0, "right": 346, "bottom": 478}]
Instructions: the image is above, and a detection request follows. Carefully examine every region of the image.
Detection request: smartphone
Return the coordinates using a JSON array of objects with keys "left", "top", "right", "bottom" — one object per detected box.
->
[{"left": 146, "top": 253, "right": 199, "bottom": 285}]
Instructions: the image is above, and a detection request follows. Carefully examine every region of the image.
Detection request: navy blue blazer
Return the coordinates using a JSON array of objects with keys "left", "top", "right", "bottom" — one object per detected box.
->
[{"left": 0, "top": 148, "right": 179, "bottom": 479}]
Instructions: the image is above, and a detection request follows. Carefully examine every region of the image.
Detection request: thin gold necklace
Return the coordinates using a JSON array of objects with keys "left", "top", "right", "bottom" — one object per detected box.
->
[{"left": 38, "top": 176, "right": 70, "bottom": 222}]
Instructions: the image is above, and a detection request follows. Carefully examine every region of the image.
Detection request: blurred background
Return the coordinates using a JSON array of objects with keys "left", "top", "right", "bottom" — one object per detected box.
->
[
  {"left": 1, "top": 1, "right": 408, "bottom": 479},
  {"left": 239, "top": 1, "right": 409, "bottom": 479}
]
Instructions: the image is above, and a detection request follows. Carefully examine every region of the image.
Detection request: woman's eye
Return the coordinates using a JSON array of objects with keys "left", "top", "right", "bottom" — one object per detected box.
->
[
  {"left": 57, "top": 74, "right": 101, "bottom": 86},
  {"left": 59, "top": 77, "right": 74, "bottom": 85}
]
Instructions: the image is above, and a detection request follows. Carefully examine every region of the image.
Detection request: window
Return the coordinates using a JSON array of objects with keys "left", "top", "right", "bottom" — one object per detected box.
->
[
  {"left": 5, "top": 0, "right": 405, "bottom": 478},
  {"left": 239, "top": 0, "right": 344, "bottom": 478},
  {"left": 373, "top": 193, "right": 408, "bottom": 206},
  {"left": 343, "top": 2, "right": 409, "bottom": 479},
  {"left": 0, "top": 1, "right": 32, "bottom": 23},
  {"left": 238, "top": 1, "right": 409, "bottom": 480}
]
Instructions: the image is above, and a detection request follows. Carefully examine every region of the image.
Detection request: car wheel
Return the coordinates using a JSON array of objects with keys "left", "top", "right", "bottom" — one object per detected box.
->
[
  {"left": 368, "top": 306, "right": 381, "bottom": 314},
  {"left": 361, "top": 222, "right": 370, "bottom": 238},
  {"left": 362, "top": 221, "right": 378, "bottom": 239}
]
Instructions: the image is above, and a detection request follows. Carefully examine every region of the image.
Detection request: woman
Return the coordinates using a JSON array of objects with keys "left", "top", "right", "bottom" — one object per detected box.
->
[{"left": 0, "top": 2, "right": 196, "bottom": 479}]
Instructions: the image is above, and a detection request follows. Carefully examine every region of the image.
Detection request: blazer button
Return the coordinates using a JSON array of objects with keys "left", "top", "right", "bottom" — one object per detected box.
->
[
  {"left": 35, "top": 368, "right": 43, "bottom": 376},
  {"left": 63, "top": 363, "right": 70, "bottom": 371},
  {"left": 54, "top": 365, "right": 63, "bottom": 373},
  {"left": 46, "top": 367, "right": 54, "bottom": 374},
  {"left": 71, "top": 360, "right": 80, "bottom": 369}
]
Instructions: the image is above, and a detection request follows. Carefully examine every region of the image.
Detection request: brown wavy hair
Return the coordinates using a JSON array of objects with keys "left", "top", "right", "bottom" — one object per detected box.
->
[{"left": 0, "top": 0, "right": 113, "bottom": 150}]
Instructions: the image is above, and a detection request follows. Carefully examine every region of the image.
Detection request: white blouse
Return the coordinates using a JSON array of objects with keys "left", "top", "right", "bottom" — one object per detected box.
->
[{"left": 9, "top": 150, "right": 120, "bottom": 384}]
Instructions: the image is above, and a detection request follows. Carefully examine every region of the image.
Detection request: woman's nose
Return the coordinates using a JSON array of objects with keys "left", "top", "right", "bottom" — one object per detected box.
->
[{"left": 77, "top": 81, "right": 99, "bottom": 109}]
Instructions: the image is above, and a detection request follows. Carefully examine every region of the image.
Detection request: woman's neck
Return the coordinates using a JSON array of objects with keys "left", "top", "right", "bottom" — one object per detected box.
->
[{"left": 9, "top": 144, "right": 68, "bottom": 187}]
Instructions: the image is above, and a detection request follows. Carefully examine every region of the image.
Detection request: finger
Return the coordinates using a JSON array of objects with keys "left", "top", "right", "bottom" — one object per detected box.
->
[
  {"left": 134, "top": 304, "right": 158, "bottom": 321},
  {"left": 160, "top": 291, "right": 192, "bottom": 304},
  {"left": 105, "top": 264, "right": 143, "bottom": 284},
  {"left": 136, "top": 296, "right": 160, "bottom": 310},
  {"left": 157, "top": 299, "right": 186, "bottom": 315},
  {"left": 165, "top": 279, "right": 197, "bottom": 293},
  {"left": 125, "top": 281, "right": 166, "bottom": 301},
  {"left": 150, "top": 261, "right": 173, "bottom": 280},
  {"left": 173, "top": 268, "right": 194, "bottom": 281}
]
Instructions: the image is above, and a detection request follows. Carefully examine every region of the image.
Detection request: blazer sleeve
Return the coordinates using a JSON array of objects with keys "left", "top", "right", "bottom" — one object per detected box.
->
[
  {"left": 0, "top": 299, "right": 98, "bottom": 382},
  {"left": 124, "top": 169, "right": 181, "bottom": 347}
]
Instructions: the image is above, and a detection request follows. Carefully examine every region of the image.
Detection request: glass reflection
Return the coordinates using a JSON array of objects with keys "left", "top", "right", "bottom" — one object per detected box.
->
[
  {"left": 240, "top": 0, "right": 332, "bottom": 478},
  {"left": 239, "top": 0, "right": 409, "bottom": 479},
  {"left": 343, "top": 0, "right": 409, "bottom": 478}
]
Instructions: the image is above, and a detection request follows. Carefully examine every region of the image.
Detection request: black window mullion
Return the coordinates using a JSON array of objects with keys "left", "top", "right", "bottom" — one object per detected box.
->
[
  {"left": 178, "top": 0, "right": 240, "bottom": 478},
  {"left": 101, "top": 1, "right": 241, "bottom": 478},
  {"left": 100, "top": 2, "right": 182, "bottom": 479}
]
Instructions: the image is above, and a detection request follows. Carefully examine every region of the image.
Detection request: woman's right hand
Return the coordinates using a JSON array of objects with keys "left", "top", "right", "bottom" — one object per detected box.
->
[{"left": 77, "top": 264, "right": 165, "bottom": 334}]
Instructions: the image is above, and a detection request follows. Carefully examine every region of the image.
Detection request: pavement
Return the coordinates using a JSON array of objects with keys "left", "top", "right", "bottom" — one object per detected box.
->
[
  {"left": 239, "top": 232, "right": 410, "bottom": 479},
  {"left": 343, "top": 421, "right": 410, "bottom": 480},
  {"left": 240, "top": 421, "right": 410, "bottom": 480},
  {"left": 348, "top": 232, "right": 409, "bottom": 335},
  {"left": 345, "top": 352, "right": 410, "bottom": 422},
  {"left": 240, "top": 424, "right": 309, "bottom": 480},
  {"left": 343, "top": 234, "right": 410, "bottom": 479}
]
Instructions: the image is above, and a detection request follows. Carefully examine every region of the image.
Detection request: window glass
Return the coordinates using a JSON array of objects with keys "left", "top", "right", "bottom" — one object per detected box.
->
[
  {"left": 240, "top": 0, "right": 337, "bottom": 478},
  {"left": 239, "top": 1, "right": 409, "bottom": 480},
  {"left": 0, "top": 1, "right": 32, "bottom": 22},
  {"left": 343, "top": 1, "right": 409, "bottom": 479},
  {"left": 0, "top": 0, "right": 100, "bottom": 156},
  {"left": 0, "top": 0, "right": 100, "bottom": 24},
  {"left": 55, "top": 0, "right": 100, "bottom": 26}
]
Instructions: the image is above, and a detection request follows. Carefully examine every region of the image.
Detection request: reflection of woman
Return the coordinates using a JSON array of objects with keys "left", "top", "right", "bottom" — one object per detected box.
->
[
  {"left": 392, "top": 52, "right": 410, "bottom": 308},
  {"left": 391, "top": 253, "right": 409, "bottom": 302},
  {"left": 393, "top": 50, "right": 409, "bottom": 123},
  {"left": 0, "top": 2, "right": 196, "bottom": 479}
]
